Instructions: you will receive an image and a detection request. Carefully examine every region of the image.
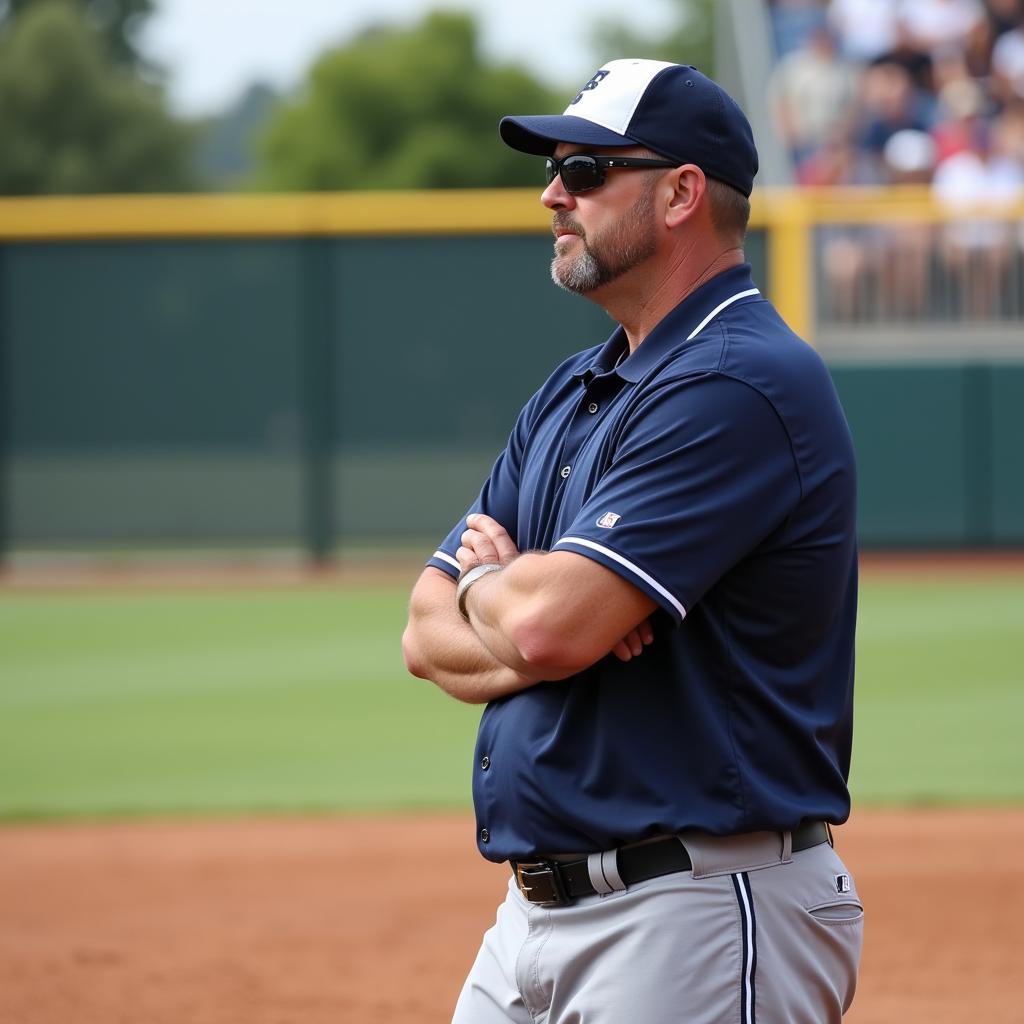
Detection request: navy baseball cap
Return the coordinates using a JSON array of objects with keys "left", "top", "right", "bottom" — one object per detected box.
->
[{"left": 500, "top": 59, "right": 759, "bottom": 197}]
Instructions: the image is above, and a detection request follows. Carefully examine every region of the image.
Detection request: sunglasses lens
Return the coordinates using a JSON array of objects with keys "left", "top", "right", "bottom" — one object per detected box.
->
[
  {"left": 560, "top": 155, "right": 600, "bottom": 193},
  {"left": 546, "top": 156, "right": 601, "bottom": 192}
]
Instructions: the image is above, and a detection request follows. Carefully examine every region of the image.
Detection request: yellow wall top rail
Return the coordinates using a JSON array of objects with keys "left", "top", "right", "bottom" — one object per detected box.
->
[
  {"left": 2, "top": 186, "right": 1023, "bottom": 241},
  {"left": 0, "top": 189, "right": 552, "bottom": 241}
]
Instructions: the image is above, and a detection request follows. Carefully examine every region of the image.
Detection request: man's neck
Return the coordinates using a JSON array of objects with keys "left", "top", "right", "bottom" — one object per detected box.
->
[{"left": 600, "top": 247, "right": 746, "bottom": 352}]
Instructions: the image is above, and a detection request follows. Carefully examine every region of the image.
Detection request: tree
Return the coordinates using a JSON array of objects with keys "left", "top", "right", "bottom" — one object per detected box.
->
[
  {"left": 0, "top": 0, "right": 197, "bottom": 194},
  {"left": 587, "top": 0, "right": 716, "bottom": 78},
  {"left": 0, "top": 0, "right": 155, "bottom": 70},
  {"left": 257, "top": 11, "right": 563, "bottom": 191}
]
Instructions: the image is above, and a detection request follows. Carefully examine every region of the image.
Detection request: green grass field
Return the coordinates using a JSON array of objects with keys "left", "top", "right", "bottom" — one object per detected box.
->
[{"left": 1, "top": 568, "right": 1022, "bottom": 819}]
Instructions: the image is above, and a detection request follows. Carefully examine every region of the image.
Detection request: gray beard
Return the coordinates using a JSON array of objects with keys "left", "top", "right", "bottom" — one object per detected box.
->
[{"left": 551, "top": 245, "right": 604, "bottom": 293}]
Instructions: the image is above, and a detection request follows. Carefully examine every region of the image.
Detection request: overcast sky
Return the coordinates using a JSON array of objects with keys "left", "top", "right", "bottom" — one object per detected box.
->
[{"left": 139, "top": 0, "right": 676, "bottom": 117}]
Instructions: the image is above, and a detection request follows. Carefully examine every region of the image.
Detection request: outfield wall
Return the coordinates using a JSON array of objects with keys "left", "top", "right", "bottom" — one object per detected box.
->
[{"left": 0, "top": 191, "right": 1021, "bottom": 558}]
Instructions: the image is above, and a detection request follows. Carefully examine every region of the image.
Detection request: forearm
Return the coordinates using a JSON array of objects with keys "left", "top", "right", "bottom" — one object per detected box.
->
[
  {"left": 412, "top": 516, "right": 657, "bottom": 692},
  {"left": 402, "top": 569, "right": 543, "bottom": 704},
  {"left": 462, "top": 547, "right": 659, "bottom": 678},
  {"left": 464, "top": 552, "right": 595, "bottom": 679}
]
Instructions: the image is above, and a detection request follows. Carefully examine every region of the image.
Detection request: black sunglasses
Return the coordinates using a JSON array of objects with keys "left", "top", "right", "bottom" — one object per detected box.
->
[{"left": 545, "top": 153, "right": 678, "bottom": 193}]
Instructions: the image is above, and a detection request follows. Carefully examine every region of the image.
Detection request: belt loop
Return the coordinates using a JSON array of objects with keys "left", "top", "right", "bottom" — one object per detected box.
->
[
  {"left": 781, "top": 828, "right": 793, "bottom": 863},
  {"left": 826, "top": 822, "right": 835, "bottom": 848},
  {"left": 587, "top": 848, "right": 627, "bottom": 894}
]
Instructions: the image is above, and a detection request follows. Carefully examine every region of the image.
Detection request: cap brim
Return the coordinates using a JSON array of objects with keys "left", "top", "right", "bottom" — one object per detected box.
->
[{"left": 499, "top": 115, "right": 635, "bottom": 155}]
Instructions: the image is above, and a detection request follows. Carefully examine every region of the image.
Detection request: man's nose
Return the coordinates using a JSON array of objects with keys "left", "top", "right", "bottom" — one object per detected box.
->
[{"left": 541, "top": 172, "right": 577, "bottom": 211}]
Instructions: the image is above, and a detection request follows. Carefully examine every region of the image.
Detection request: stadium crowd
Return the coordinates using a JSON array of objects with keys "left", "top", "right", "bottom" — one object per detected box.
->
[{"left": 768, "top": 0, "right": 1024, "bottom": 321}]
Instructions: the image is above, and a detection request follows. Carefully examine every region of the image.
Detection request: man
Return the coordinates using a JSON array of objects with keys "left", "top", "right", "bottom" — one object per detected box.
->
[{"left": 402, "top": 59, "right": 863, "bottom": 1024}]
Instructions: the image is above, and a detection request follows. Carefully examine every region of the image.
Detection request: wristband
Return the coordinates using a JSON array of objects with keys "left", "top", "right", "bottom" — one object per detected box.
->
[{"left": 456, "top": 562, "right": 504, "bottom": 620}]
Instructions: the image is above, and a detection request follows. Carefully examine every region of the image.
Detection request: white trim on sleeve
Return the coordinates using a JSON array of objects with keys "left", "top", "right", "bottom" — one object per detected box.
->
[
  {"left": 555, "top": 536, "right": 687, "bottom": 620},
  {"left": 686, "top": 288, "right": 760, "bottom": 340},
  {"left": 431, "top": 550, "right": 462, "bottom": 571}
]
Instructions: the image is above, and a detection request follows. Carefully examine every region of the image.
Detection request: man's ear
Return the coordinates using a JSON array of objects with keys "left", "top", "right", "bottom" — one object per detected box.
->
[{"left": 664, "top": 164, "right": 707, "bottom": 230}]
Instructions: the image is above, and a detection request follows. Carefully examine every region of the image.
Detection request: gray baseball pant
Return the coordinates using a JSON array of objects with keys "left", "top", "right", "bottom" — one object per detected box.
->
[{"left": 452, "top": 830, "right": 863, "bottom": 1023}]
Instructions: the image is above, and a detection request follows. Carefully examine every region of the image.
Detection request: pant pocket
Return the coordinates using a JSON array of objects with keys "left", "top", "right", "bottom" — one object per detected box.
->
[{"left": 807, "top": 900, "right": 865, "bottom": 924}]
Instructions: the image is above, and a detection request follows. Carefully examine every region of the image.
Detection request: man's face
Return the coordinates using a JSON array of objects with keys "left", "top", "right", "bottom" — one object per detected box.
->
[{"left": 544, "top": 145, "right": 662, "bottom": 296}]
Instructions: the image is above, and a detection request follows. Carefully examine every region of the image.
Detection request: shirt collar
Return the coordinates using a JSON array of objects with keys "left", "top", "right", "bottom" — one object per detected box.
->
[{"left": 572, "top": 264, "right": 761, "bottom": 386}]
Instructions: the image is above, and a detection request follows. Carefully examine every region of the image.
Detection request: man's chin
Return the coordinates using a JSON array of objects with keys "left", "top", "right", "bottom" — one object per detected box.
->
[
  {"left": 551, "top": 267, "right": 591, "bottom": 295},
  {"left": 551, "top": 256, "right": 600, "bottom": 295}
]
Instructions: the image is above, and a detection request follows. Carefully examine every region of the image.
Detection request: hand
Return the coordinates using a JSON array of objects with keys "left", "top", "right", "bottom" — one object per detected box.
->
[
  {"left": 457, "top": 513, "right": 520, "bottom": 572},
  {"left": 611, "top": 618, "right": 655, "bottom": 662}
]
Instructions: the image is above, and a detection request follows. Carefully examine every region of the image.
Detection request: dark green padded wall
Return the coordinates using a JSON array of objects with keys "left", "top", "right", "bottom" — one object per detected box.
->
[
  {"left": 991, "top": 365, "right": 1024, "bottom": 544},
  {"left": 1, "top": 229, "right": 1021, "bottom": 553},
  {"left": 4, "top": 240, "right": 306, "bottom": 542},
  {"left": 328, "top": 235, "right": 613, "bottom": 541},
  {"left": 830, "top": 364, "right": 1024, "bottom": 547},
  {"left": 830, "top": 366, "right": 970, "bottom": 545}
]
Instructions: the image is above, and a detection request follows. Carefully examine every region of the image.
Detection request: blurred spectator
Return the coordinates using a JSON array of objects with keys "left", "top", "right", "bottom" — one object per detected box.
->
[
  {"left": 813, "top": 133, "right": 883, "bottom": 322},
  {"left": 797, "top": 130, "right": 881, "bottom": 184},
  {"left": 770, "top": 27, "right": 860, "bottom": 162},
  {"left": 771, "top": 0, "right": 830, "bottom": 57},
  {"left": 768, "top": 0, "right": 1024, "bottom": 325},
  {"left": 986, "top": 0, "right": 1024, "bottom": 39},
  {"left": 856, "top": 61, "right": 933, "bottom": 174},
  {"left": 933, "top": 109, "right": 1024, "bottom": 315},
  {"left": 818, "top": 129, "right": 936, "bottom": 322},
  {"left": 931, "top": 76, "right": 991, "bottom": 160},
  {"left": 828, "top": 0, "right": 901, "bottom": 62},
  {"left": 991, "top": 13, "right": 1024, "bottom": 103},
  {"left": 885, "top": 126, "right": 940, "bottom": 176},
  {"left": 877, "top": 129, "right": 938, "bottom": 317},
  {"left": 930, "top": 44, "right": 976, "bottom": 97},
  {"left": 898, "top": 0, "right": 992, "bottom": 76},
  {"left": 898, "top": 0, "right": 987, "bottom": 55}
]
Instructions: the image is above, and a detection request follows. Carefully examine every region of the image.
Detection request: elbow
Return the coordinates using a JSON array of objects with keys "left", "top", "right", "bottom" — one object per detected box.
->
[
  {"left": 401, "top": 624, "right": 429, "bottom": 680},
  {"left": 504, "top": 602, "right": 594, "bottom": 679}
]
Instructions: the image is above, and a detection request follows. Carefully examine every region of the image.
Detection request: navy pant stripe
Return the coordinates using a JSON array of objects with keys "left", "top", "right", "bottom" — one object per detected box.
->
[{"left": 732, "top": 872, "right": 757, "bottom": 1024}]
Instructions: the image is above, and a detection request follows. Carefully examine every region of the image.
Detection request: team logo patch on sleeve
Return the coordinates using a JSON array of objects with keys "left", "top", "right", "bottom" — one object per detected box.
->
[
  {"left": 596, "top": 512, "right": 621, "bottom": 529},
  {"left": 836, "top": 874, "right": 851, "bottom": 894}
]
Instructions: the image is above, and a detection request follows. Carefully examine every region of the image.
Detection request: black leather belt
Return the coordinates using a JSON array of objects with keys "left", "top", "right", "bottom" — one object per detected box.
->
[{"left": 511, "top": 820, "right": 830, "bottom": 906}]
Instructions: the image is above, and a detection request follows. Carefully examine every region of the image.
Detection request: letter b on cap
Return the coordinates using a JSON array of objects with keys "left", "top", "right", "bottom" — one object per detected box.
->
[{"left": 572, "top": 69, "right": 610, "bottom": 105}]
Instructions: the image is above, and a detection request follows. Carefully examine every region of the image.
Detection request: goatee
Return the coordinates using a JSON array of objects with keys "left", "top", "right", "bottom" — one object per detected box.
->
[{"left": 550, "top": 183, "right": 658, "bottom": 295}]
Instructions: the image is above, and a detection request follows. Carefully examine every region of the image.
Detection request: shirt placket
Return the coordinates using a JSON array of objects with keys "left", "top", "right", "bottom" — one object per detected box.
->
[{"left": 550, "top": 374, "right": 620, "bottom": 518}]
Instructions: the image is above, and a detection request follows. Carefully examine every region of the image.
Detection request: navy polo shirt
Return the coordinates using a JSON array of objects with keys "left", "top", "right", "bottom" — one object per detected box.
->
[{"left": 428, "top": 264, "right": 858, "bottom": 864}]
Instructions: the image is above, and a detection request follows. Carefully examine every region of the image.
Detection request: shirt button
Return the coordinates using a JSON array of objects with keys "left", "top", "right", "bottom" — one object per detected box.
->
[
  {"left": 480, "top": 828, "right": 490, "bottom": 843},
  {"left": 480, "top": 755, "right": 490, "bottom": 771},
  {"left": 560, "top": 465, "right": 571, "bottom": 479},
  {"left": 587, "top": 402, "right": 599, "bottom": 414}
]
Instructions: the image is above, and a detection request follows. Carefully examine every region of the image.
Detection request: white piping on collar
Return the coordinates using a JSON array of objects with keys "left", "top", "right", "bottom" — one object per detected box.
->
[{"left": 686, "top": 288, "right": 760, "bottom": 341}]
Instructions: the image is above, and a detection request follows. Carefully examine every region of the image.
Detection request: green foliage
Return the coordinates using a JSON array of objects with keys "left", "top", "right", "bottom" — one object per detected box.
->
[
  {"left": 257, "top": 11, "right": 562, "bottom": 191},
  {"left": 0, "top": 0, "right": 154, "bottom": 69},
  {"left": 0, "top": 0, "right": 197, "bottom": 194},
  {"left": 588, "top": 0, "right": 716, "bottom": 77}
]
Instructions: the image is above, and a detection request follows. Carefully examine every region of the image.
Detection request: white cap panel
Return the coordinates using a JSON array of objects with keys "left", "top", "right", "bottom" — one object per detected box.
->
[{"left": 561, "top": 59, "right": 677, "bottom": 135}]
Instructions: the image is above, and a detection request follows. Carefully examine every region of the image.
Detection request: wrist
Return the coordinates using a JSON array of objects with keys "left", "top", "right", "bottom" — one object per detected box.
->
[{"left": 456, "top": 562, "right": 504, "bottom": 620}]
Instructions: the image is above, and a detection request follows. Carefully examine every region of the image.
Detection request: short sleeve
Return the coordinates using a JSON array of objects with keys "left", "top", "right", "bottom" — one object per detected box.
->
[{"left": 554, "top": 374, "right": 800, "bottom": 622}]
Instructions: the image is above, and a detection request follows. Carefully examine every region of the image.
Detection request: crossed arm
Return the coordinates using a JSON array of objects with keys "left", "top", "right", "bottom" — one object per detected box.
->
[{"left": 401, "top": 514, "right": 657, "bottom": 704}]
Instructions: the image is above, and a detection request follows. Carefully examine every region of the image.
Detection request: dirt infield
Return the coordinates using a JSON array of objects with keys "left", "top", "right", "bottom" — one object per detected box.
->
[{"left": 1, "top": 809, "right": 1021, "bottom": 1024}]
